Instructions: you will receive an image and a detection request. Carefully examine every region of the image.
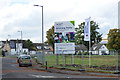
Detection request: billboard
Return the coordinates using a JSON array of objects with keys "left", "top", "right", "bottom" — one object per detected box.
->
[{"left": 54, "top": 21, "right": 75, "bottom": 54}]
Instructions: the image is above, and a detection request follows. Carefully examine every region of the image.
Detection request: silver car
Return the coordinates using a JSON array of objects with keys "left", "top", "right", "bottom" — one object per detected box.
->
[{"left": 18, "top": 55, "right": 32, "bottom": 67}]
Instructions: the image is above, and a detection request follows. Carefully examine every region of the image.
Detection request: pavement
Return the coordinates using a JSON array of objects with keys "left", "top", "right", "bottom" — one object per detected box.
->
[{"left": 31, "top": 59, "right": 120, "bottom": 78}]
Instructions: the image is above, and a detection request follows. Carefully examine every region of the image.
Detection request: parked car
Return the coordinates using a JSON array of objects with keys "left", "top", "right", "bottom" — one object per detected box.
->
[
  {"left": 17, "top": 54, "right": 26, "bottom": 63},
  {"left": 18, "top": 55, "right": 32, "bottom": 67}
]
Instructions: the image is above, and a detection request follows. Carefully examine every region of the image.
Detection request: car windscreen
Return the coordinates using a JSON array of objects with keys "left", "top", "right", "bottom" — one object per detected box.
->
[{"left": 22, "top": 56, "right": 31, "bottom": 59}]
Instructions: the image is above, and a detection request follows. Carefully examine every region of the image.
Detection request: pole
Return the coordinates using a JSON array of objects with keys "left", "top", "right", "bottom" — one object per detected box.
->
[
  {"left": 41, "top": 6, "right": 45, "bottom": 65},
  {"left": 82, "top": 50, "right": 83, "bottom": 68},
  {"left": 8, "top": 35, "right": 11, "bottom": 56},
  {"left": 89, "top": 17, "right": 91, "bottom": 67},
  {"left": 71, "top": 53, "right": 73, "bottom": 65},
  {"left": 89, "top": 40, "right": 91, "bottom": 67},
  {"left": 41, "top": 6, "right": 44, "bottom": 46},
  {"left": 57, "top": 54, "right": 59, "bottom": 66},
  {"left": 116, "top": 50, "right": 118, "bottom": 72},
  {"left": 63, "top": 50, "right": 65, "bottom": 68},
  {"left": 21, "top": 31, "right": 23, "bottom": 54},
  {"left": 33, "top": 5, "right": 44, "bottom": 65}
]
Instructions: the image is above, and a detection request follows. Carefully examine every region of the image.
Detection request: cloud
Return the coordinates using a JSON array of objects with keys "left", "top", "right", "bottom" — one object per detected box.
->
[{"left": 0, "top": 0, "right": 119, "bottom": 42}]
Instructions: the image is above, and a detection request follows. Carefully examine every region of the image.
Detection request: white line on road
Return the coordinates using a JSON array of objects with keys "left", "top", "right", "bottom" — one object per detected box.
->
[{"left": 29, "top": 74, "right": 57, "bottom": 78}]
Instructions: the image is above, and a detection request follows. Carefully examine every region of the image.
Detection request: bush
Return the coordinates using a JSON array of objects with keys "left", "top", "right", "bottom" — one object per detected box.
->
[
  {"left": 23, "top": 52, "right": 27, "bottom": 55},
  {"left": 78, "top": 51, "right": 82, "bottom": 55}
]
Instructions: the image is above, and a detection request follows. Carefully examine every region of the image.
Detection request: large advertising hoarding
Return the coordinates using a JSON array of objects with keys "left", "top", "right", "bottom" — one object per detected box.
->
[{"left": 54, "top": 21, "right": 75, "bottom": 54}]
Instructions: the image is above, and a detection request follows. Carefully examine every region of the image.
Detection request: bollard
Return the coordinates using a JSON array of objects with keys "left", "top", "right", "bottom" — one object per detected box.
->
[{"left": 45, "top": 61, "right": 47, "bottom": 70}]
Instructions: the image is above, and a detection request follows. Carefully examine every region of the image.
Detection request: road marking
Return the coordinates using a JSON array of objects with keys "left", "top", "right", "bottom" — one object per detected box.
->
[{"left": 30, "top": 74, "right": 56, "bottom": 78}]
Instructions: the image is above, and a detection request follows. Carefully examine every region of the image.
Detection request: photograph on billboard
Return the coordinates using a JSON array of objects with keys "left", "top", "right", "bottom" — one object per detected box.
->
[{"left": 54, "top": 21, "right": 75, "bottom": 54}]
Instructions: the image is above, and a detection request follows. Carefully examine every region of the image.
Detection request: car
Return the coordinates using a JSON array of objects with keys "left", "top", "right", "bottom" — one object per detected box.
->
[
  {"left": 18, "top": 55, "right": 32, "bottom": 67},
  {"left": 17, "top": 54, "right": 26, "bottom": 63}
]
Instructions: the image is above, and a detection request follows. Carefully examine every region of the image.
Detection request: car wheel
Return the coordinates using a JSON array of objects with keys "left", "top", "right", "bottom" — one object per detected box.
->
[
  {"left": 17, "top": 60, "right": 19, "bottom": 63},
  {"left": 19, "top": 63, "right": 22, "bottom": 67},
  {"left": 29, "top": 64, "right": 32, "bottom": 66}
]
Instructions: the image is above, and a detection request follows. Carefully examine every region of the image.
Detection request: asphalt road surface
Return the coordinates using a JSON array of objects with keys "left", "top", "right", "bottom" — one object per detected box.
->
[{"left": 1, "top": 56, "right": 118, "bottom": 80}]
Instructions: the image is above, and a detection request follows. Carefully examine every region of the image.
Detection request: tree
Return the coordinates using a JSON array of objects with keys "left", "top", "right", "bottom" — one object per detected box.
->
[
  {"left": 46, "top": 26, "right": 55, "bottom": 53},
  {"left": 107, "top": 29, "right": 120, "bottom": 50},
  {"left": 75, "top": 20, "right": 102, "bottom": 49},
  {"left": 25, "top": 39, "right": 34, "bottom": 51}
]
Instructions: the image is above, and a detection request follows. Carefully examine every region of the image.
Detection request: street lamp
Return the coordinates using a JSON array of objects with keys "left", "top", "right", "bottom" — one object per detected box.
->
[
  {"left": 34, "top": 4, "right": 44, "bottom": 64},
  {"left": 8, "top": 35, "right": 11, "bottom": 41},
  {"left": 18, "top": 31, "right": 23, "bottom": 54},
  {"left": 34, "top": 5, "right": 44, "bottom": 45},
  {"left": 8, "top": 35, "right": 11, "bottom": 55}
]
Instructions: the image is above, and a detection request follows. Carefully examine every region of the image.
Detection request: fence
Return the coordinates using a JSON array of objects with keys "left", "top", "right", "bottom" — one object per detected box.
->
[{"left": 35, "top": 50, "right": 120, "bottom": 73}]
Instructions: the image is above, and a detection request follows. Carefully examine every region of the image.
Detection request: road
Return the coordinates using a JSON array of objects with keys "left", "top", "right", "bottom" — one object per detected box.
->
[{"left": 1, "top": 56, "right": 118, "bottom": 79}]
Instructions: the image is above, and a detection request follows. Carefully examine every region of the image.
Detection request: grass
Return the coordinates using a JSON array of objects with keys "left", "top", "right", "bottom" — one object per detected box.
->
[{"left": 43, "top": 54, "right": 119, "bottom": 72}]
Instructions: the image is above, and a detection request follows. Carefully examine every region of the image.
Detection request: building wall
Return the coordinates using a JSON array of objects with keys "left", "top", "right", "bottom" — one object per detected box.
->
[
  {"left": 92, "top": 51, "right": 98, "bottom": 55},
  {"left": 30, "top": 51, "right": 36, "bottom": 55},
  {"left": 2, "top": 43, "right": 11, "bottom": 52},
  {"left": 11, "top": 49, "right": 16, "bottom": 55},
  {"left": 99, "top": 45, "right": 109, "bottom": 55}
]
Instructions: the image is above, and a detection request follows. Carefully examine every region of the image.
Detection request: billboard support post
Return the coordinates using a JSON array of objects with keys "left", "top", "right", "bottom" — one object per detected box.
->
[
  {"left": 56, "top": 54, "right": 59, "bottom": 66},
  {"left": 71, "top": 54, "right": 73, "bottom": 65},
  {"left": 63, "top": 50, "right": 65, "bottom": 68},
  {"left": 65, "top": 54, "right": 66, "bottom": 66}
]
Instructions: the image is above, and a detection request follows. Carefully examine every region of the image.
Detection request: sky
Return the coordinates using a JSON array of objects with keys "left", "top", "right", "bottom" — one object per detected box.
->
[{"left": 0, "top": 0, "right": 119, "bottom": 43}]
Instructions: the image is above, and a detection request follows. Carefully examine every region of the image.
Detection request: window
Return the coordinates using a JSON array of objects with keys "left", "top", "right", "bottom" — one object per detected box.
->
[
  {"left": 37, "top": 46, "right": 41, "bottom": 49},
  {"left": 22, "top": 56, "right": 31, "bottom": 59},
  {"left": 44, "top": 46, "right": 49, "bottom": 49}
]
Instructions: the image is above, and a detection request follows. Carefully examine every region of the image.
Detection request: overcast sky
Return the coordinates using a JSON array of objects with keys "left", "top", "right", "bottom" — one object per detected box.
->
[{"left": 0, "top": 0, "right": 119, "bottom": 43}]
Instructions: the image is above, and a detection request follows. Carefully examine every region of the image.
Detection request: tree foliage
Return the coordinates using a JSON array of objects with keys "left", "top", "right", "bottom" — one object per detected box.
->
[
  {"left": 107, "top": 29, "right": 120, "bottom": 50},
  {"left": 46, "top": 21, "right": 102, "bottom": 51},
  {"left": 25, "top": 39, "right": 34, "bottom": 50},
  {"left": 75, "top": 20, "right": 102, "bottom": 49},
  {"left": 46, "top": 26, "right": 55, "bottom": 53}
]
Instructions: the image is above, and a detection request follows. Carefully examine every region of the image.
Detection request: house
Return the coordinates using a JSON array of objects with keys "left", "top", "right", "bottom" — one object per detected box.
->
[
  {"left": 75, "top": 44, "right": 88, "bottom": 54},
  {"left": 100, "top": 38, "right": 108, "bottom": 46},
  {"left": 2, "top": 40, "right": 11, "bottom": 53},
  {"left": 2, "top": 39, "right": 29, "bottom": 55},
  {"left": 0, "top": 41, "right": 6, "bottom": 50},
  {"left": 29, "top": 43, "right": 53, "bottom": 55},
  {"left": 91, "top": 43, "right": 109, "bottom": 55},
  {"left": 10, "top": 40, "right": 29, "bottom": 55}
]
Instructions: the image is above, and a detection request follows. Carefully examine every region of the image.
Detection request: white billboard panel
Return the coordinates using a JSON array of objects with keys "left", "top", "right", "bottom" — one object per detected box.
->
[{"left": 54, "top": 21, "right": 75, "bottom": 54}]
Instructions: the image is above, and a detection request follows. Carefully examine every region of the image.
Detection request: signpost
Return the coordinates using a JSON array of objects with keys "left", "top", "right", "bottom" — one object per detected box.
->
[
  {"left": 54, "top": 21, "right": 75, "bottom": 66},
  {"left": 84, "top": 18, "right": 91, "bottom": 67}
]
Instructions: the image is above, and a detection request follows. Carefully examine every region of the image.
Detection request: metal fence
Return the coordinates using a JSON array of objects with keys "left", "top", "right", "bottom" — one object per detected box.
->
[{"left": 35, "top": 50, "right": 120, "bottom": 73}]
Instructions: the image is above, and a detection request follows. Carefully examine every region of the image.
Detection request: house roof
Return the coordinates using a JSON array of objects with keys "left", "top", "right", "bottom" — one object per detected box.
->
[
  {"left": 8, "top": 40, "right": 28, "bottom": 49},
  {"left": 32, "top": 43, "right": 52, "bottom": 51},
  {"left": 75, "top": 44, "right": 88, "bottom": 51},
  {"left": 100, "top": 38, "right": 108, "bottom": 44},
  {"left": 0, "top": 41, "right": 6, "bottom": 44},
  {"left": 91, "top": 43, "right": 105, "bottom": 51}
]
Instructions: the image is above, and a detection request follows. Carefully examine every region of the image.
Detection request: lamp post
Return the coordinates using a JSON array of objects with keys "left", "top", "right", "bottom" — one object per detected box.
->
[
  {"left": 8, "top": 35, "right": 11, "bottom": 41},
  {"left": 18, "top": 31, "right": 23, "bottom": 55},
  {"left": 34, "top": 4, "right": 44, "bottom": 64},
  {"left": 8, "top": 35, "right": 11, "bottom": 55},
  {"left": 34, "top": 5, "right": 44, "bottom": 45}
]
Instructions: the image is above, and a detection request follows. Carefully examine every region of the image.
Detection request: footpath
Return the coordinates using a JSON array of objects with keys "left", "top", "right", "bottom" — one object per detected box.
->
[{"left": 31, "top": 59, "right": 119, "bottom": 78}]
